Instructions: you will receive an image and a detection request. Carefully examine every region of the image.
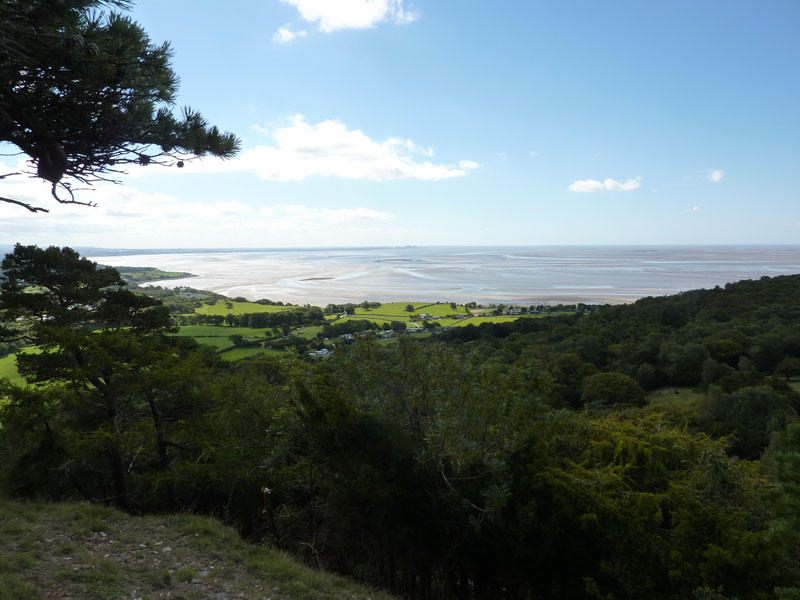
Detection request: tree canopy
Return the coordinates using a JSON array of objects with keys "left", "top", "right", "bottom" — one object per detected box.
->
[
  {"left": 3, "top": 249, "right": 800, "bottom": 598},
  {"left": 0, "top": 0, "right": 240, "bottom": 212}
]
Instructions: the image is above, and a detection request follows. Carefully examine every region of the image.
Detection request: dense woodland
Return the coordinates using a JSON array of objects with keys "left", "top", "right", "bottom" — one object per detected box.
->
[{"left": 2, "top": 245, "right": 800, "bottom": 599}]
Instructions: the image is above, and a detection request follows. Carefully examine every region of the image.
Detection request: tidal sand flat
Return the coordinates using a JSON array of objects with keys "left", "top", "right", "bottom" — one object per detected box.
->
[{"left": 92, "top": 246, "right": 800, "bottom": 306}]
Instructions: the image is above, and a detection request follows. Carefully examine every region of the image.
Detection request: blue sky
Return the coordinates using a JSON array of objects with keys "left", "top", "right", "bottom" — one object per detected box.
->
[{"left": 2, "top": 0, "right": 799, "bottom": 248}]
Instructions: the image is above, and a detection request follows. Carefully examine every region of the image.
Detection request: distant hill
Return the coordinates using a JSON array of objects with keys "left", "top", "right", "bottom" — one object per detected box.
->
[{"left": 110, "top": 266, "right": 195, "bottom": 283}]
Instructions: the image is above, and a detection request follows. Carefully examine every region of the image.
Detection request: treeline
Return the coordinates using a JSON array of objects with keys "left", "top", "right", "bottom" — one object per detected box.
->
[
  {"left": 2, "top": 246, "right": 800, "bottom": 600},
  {"left": 111, "top": 266, "right": 194, "bottom": 283},
  {"left": 434, "top": 275, "right": 800, "bottom": 461},
  {"left": 178, "top": 306, "right": 325, "bottom": 329},
  {"left": 322, "top": 319, "right": 407, "bottom": 338},
  {"left": 324, "top": 301, "right": 382, "bottom": 315},
  {"left": 439, "top": 275, "right": 800, "bottom": 385},
  {"left": 135, "top": 284, "right": 225, "bottom": 314}
]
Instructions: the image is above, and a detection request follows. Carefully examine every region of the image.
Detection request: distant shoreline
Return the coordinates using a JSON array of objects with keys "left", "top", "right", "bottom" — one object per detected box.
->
[
  {"left": 5, "top": 243, "right": 800, "bottom": 259},
  {"left": 91, "top": 245, "right": 800, "bottom": 308}
]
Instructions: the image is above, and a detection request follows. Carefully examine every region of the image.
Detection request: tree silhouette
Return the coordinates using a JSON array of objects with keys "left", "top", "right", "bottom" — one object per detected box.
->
[{"left": 0, "top": 1, "right": 239, "bottom": 212}]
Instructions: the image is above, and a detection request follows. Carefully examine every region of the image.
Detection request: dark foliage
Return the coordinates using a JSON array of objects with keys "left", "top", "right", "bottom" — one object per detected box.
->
[{"left": 2, "top": 250, "right": 800, "bottom": 599}]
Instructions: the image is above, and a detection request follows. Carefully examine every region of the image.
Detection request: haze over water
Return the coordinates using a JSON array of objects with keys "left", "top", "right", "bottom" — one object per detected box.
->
[{"left": 92, "top": 246, "right": 800, "bottom": 306}]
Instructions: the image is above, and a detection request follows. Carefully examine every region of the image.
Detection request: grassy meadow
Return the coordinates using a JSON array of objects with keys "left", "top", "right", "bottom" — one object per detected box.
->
[
  {"left": 1, "top": 293, "right": 573, "bottom": 374},
  {"left": 0, "top": 353, "right": 21, "bottom": 384},
  {"left": 354, "top": 301, "right": 468, "bottom": 319},
  {"left": 175, "top": 325, "right": 269, "bottom": 338},
  {"left": 295, "top": 325, "right": 324, "bottom": 339},
  {"left": 219, "top": 346, "right": 284, "bottom": 361},
  {"left": 193, "top": 299, "right": 293, "bottom": 316},
  {"left": 0, "top": 347, "right": 41, "bottom": 385}
]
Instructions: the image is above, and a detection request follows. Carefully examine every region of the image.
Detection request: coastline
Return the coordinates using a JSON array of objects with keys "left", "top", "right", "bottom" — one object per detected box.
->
[{"left": 93, "top": 245, "right": 800, "bottom": 307}]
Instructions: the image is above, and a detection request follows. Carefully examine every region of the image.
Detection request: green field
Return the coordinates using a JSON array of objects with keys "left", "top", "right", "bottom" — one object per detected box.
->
[
  {"left": 193, "top": 299, "right": 293, "bottom": 316},
  {"left": 339, "top": 314, "right": 397, "bottom": 325},
  {"left": 380, "top": 331, "right": 433, "bottom": 343},
  {"left": 0, "top": 347, "right": 41, "bottom": 385},
  {"left": 328, "top": 302, "right": 563, "bottom": 327},
  {"left": 430, "top": 317, "right": 466, "bottom": 328},
  {"left": 175, "top": 325, "right": 268, "bottom": 338},
  {"left": 295, "top": 325, "right": 324, "bottom": 339},
  {"left": 344, "top": 302, "right": 468, "bottom": 325},
  {"left": 329, "top": 315, "right": 430, "bottom": 330},
  {"left": 0, "top": 353, "right": 21, "bottom": 384},
  {"left": 449, "top": 315, "right": 522, "bottom": 327},
  {"left": 219, "top": 346, "right": 284, "bottom": 361},
  {"left": 352, "top": 302, "right": 468, "bottom": 318},
  {"left": 411, "top": 303, "right": 469, "bottom": 317},
  {"left": 328, "top": 311, "right": 536, "bottom": 330},
  {"left": 353, "top": 302, "right": 431, "bottom": 318},
  {"left": 175, "top": 325, "right": 273, "bottom": 355},
  {"left": 467, "top": 307, "right": 496, "bottom": 316},
  {"left": 191, "top": 337, "right": 236, "bottom": 351}
]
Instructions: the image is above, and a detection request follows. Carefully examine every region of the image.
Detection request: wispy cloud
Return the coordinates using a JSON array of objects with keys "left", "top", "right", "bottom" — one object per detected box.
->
[
  {"left": 0, "top": 162, "right": 400, "bottom": 246},
  {"left": 707, "top": 169, "right": 724, "bottom": 183},
  {"left": 177, "top": 115, "right": 478, "bottom": 182},
  {"left": 280, "top": 0, "right": 417, "bottom": 33},
  {"left": 529, "top": 151, "right": 540, "bottom": 159},
  {"left": 568, "top": 176, "right": 642, "bottom": 193},
  {"left": 686, "top": 205, "right": 700, "bottom": 213},
  {"left": 272, "top": 26, "right": 307, "bottom": 43}
]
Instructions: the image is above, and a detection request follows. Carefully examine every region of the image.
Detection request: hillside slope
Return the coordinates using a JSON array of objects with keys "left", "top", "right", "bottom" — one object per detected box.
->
[{"left": 0, "top": 500, "right": 396, "bottom": 600}]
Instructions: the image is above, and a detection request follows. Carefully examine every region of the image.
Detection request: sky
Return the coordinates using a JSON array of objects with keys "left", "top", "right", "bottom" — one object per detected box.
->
[{"left": 2, "top": 0, "right": 799, "bottom": 249}]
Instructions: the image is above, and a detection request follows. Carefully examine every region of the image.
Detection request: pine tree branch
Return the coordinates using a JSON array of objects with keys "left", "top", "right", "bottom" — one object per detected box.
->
[{"left": 0, "top": 195, "right": 49, "bottom": 213}]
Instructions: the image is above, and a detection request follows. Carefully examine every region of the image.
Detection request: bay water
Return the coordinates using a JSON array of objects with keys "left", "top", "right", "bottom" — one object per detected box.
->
[{"left": 91, "top": 245, "right": 800, "bottom": 306}]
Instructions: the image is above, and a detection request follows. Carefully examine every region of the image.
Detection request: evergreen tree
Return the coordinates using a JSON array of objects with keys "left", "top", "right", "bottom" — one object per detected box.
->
[
  {"left": 0, "top": 1, "right": 239, "bottom": 212},
  {"left": 0, "top": 244, "right": 211, "bottom": 509}
]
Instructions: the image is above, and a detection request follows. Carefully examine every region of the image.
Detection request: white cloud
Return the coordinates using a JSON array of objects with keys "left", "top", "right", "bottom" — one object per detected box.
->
[
  {"left": 176, "top": 115, "right": 477, "bottom": 182},
  {"left": 386, "top": 137, "right": 433, "bottom": 157},
  {"left": 0, "top": 162, "right": 399, "bottom": 247},
  {"left": 256, "top": 204, "right": 395, "bottom": 232},
  {"left": 603, "top": 177, "right": 642, "bottom": 191},
  {"left": 530, "top": 151, "right": 540, "bottom": 159},
  {"left": 708, "top": 169, "right": 724, "bottom": 183},
  {"left": 568, "top": 179, "right": 605, "bottom": 193},
  {"left": 281, "top": 0, "right": 417, "bottom": 32},
  {"left": 272, "top": 26, "right": 307, "bottom": 43},
  {"left": 568, "top": 176, "right": 642, "bottom": 193},
  {"left": 686, "top": 205, "right": 700, "bottom": 213}
]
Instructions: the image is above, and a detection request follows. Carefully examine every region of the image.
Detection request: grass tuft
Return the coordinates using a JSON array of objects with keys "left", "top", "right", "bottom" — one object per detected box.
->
[{"left": 0, "top": 499, "right": 397, "bottom": 600}]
